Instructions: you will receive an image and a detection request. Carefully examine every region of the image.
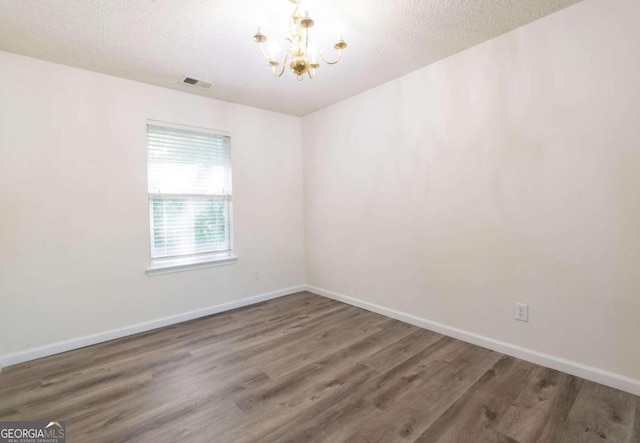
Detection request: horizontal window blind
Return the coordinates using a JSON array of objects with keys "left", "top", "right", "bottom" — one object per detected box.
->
[
  {"left": 147, "top": 123, "right": 232, "bottom": 260},
  {"left": 148, "top": 124, "right": 231, "bottom": 195}
]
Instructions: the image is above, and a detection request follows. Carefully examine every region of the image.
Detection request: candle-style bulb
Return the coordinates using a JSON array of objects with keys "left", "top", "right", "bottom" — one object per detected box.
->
[
  {"left": 269, "top": 42, "right": 281, "bottom": 59},
  {"left": 308, "top": 43, "right": 317, "bottom": 63}
]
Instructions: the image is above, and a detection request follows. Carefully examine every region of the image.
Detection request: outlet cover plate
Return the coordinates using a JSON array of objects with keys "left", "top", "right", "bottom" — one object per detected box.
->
[{"left": 514, "top": 303, "right": 529, "bottom": 322}]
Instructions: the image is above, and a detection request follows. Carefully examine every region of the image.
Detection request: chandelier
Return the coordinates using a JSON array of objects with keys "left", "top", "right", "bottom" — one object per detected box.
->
[{"left": 252, "top": 0, "right": 348, "bottom": 81}]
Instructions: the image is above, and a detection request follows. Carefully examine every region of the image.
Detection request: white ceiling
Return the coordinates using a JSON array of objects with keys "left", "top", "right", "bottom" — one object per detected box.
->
[{"left": 0, "top": 0, "right": 582, "bottom": 116}]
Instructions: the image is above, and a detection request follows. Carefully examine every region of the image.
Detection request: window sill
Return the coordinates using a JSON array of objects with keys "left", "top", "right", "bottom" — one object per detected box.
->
[{"left": 146, "top": 254, "right": 238, "bottom": 276}]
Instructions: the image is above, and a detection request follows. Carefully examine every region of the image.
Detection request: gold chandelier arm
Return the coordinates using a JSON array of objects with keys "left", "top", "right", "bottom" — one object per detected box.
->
[
  {"left": 319, "top": 49, "right": 343, "bottom": 65},
  {"left": 258, "top": 42, "right": 272, "bottom": 60},
  {"left": 272, "top": 52, "right": 290, "bottom": 78},
  {"left": 259, "top": 37, "right": 293, "bottom": 61}
]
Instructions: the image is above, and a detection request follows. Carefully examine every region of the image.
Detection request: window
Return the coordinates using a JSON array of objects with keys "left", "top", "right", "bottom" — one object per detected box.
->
[{"left": 146, "top": 121, "right": 236, "bottom": 275}]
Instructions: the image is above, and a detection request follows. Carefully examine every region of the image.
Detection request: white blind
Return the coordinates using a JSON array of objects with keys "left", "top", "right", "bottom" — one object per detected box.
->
[
  {"left": 147, "top": 123, "right": 232, "bottom": 260},
  {"left": 148, "top": 124, "right": 231, "bottom": 195}
]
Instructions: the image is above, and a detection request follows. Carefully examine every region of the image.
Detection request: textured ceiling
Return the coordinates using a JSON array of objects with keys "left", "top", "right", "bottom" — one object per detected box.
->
[{"left": 0, "top": 0, "right": 582, "bottom": 116}]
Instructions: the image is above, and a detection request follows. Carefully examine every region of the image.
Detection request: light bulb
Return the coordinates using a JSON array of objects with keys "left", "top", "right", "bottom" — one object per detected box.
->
[
  {"left": 269, "top": 42, "right": 281, "bottom": 59},
  {"left": 308, "top": 43, "right": 318, "bottom": 63}
]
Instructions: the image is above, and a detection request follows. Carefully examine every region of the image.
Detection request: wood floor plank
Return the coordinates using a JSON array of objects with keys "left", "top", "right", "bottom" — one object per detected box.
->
[
  {"left": 188, "top": 307, "right": 376, "bottom": 376},
  {"left": 633, "top": 396, "right": 640, "bottom": 442},
  {"left": 415, "top": 356, "right": 535, "bottom": 443},
  {"left": 496, "top": 366, "right": 583, "bottom": 443},
  {"left": 361, "top": 328, "right": 444, "bottom": 374},
  {"left": 347, "top": 344, "right": 502, "bottom": 442},
  {"left": 257, "top": 314, "right": 389, "bottom": 379},
  {"left": 243, "top": 364, "right": 383, "bottom": 443},
  {"left": 1, "top": 291, "right": 638, "bottom": 443},
  {"left": 558, "top": 380, "right": 637, "bottom": 442},
  {"left": 234, "top": 320, "right": 415, "bottom": 415},
  {"left": 183, "top": 297, "right": 345, "bottom": 357},
  {"left": 13, "top": 371, "right": 156, "bottom": 423},
  {"left": 370, "top": 338, "right": 471, "bottom": 411},
  {"left": 73, "top": 363, "right": 270, "bottom": 441},
  {"left": 187, "top": 302, "right": 353, "bottom": 361},
  {"left": 230, "top": 363, "right": 381, "bottom": 443},
  {"left": 1, "top": 349, "right": 192, "bottom": 415}
]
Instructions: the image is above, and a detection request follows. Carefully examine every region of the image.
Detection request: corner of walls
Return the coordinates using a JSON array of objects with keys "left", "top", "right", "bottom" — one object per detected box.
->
[
  {"left": 297, "top": 115, "right": 309, "bottom": 287},
  {"left": 300, "top": 116, "right": 310, "bottom": 287}
]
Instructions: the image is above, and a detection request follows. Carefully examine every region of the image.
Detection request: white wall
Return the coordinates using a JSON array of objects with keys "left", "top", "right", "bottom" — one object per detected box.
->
[
  {"left": 0, "top": 51, "right": 305, "bottom": 359},
  {"left": 303, "top": 0, "right": 640, "bottom": 381}
]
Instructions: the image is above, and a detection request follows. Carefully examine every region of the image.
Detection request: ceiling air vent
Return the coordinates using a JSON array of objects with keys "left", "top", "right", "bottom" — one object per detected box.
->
[{"left": 180, "top": 76, "right": 213, "bottom": 90}]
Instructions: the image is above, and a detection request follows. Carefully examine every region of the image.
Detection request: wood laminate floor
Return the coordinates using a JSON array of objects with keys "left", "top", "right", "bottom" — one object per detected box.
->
[{"left": 0, "top": 292, "right": 638, "bottom": 442}]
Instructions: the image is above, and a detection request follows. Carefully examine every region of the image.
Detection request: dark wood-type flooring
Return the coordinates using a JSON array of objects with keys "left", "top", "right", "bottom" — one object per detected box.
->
[{"left": 1, "top": 292, "right": 638, "bottom": 442}]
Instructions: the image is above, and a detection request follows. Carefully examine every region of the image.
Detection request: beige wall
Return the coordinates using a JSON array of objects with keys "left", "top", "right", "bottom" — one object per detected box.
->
[
  {"left": 0, "top": 51, "right": 305, "bottom": 358},
  {"left": 302, "top": 0, "right": 640, "bottom": 380}
]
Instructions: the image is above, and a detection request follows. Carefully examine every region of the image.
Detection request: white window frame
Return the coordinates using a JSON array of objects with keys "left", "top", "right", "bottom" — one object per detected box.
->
[{"left": 145, "top": 120, "right": 237, "bottom": 276}]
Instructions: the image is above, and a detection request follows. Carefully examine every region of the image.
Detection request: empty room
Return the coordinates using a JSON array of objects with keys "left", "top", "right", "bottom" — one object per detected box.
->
[{"left": 1, "top": 0, "right": 639, "bottom": 441}]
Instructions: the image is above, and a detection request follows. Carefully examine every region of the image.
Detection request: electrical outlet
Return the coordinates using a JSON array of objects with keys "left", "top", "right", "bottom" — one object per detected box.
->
[
  {"left": 252, "top": 270, "right": 260, "bottom": 281},
  {"left": 514, "top": 303, "right": 529, "bottom": 322}
]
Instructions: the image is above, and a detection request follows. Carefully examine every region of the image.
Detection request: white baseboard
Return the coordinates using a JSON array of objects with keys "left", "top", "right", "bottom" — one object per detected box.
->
[
  {"left": 306, "top": 285, "right": 640, "bottom": 396},
  {"left": 0, "top": 285, "right": 306, "bottom": 370},
  {"left": 4, "top": 283, "right": 639, "bottom": 397}
]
